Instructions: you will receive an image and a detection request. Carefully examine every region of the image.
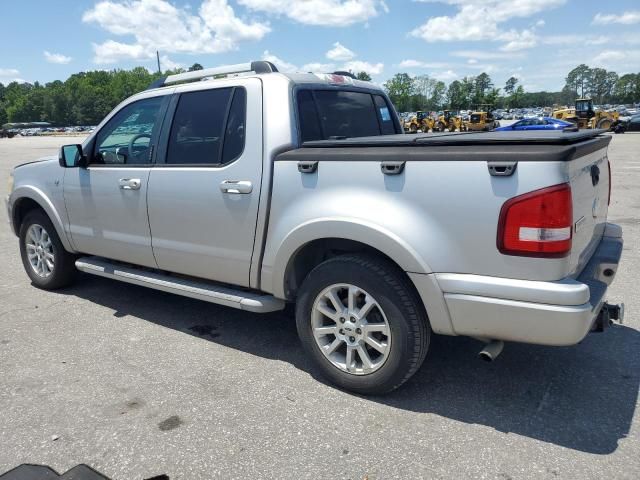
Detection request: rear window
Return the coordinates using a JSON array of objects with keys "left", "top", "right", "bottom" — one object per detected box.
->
[
  {"left": 470, "top": 114, "right": 481, "bottom": 123},
  {"left": 297, "top": 89, "right": 398, "bottom": 142}
]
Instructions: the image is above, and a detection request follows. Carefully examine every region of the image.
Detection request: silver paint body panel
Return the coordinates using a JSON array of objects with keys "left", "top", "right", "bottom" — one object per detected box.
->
[{"left": 6, "top": 71, "right": 623, "bottom": 346}]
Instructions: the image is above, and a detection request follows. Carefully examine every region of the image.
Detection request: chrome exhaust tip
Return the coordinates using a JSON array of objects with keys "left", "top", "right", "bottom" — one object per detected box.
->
[{"left": 479, "top": 340, "right": 504, "bottom": 362}]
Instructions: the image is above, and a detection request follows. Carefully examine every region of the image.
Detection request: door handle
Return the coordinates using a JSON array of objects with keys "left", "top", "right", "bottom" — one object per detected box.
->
[
  {"left": 219, "top": 180, "right": 252, "bottom": 194},
  {"left": 119, "top": 178, "right": 141, "bottom": 190}
]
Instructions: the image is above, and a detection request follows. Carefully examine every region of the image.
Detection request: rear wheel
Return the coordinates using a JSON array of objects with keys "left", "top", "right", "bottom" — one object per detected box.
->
[
  {"left": 296, "top": 254, "right": 430, "bottom": 395},
  {"left": 19, "top": 210, "right": 77, "bottom": 289}
]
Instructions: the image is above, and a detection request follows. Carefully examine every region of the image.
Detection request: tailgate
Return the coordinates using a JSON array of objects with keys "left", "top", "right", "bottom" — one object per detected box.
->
[{"left": 567, "top": 136, "right": 611, "bottom": 276}]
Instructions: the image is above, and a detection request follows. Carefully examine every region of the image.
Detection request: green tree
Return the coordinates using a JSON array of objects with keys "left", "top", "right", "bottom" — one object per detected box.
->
[
  {"left": 355, "top": 71, "right": 372, "bottom": 81},
  {"left": 613, "top": 73, "right": 639, "bottom": 103},
  {"left": 188, "top": 63, "right": 204, "bottom": 71},
  {"left": 511, "top": 85, "right": 525, "bottom": 108},
  {"left": 383, "top": 73, "right": 415, "bottom": 112},
  {"left": 429, "top": 81, "right": 446, "bottom": 109},
  {"left": 484, "top": 87, "right": 501, "bottom": 107},
  {"left": 504, "top": 76, "right": 518, "bottom": 96},
  {"left": 473, "top": 72, "right": 493, "bottom": 104},
  {"left": 460, "top": 76, "right": 475, "bottom": 108},
  {"left": 446, "top": 80, "right": 464, "bottom": 109},
  {"left": 565, "top": 64, "right": 591, "bottom": 98}
]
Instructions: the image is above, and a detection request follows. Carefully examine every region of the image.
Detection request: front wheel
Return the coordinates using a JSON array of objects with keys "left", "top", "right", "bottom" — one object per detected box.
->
[
  {"left": 19, "top": 210, "right": 77, "bottom": 289},
  {"left": 296, "top": 254, "right": 430, "bottom": 395}
]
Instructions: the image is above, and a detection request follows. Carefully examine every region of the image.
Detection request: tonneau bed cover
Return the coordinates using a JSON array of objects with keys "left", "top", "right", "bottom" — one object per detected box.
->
[
  {"left": 278, "top": 129, "right": 610, "bottom": 163},
  {"left": 302, "top": 129, "right": 607, "bottom": 148}
]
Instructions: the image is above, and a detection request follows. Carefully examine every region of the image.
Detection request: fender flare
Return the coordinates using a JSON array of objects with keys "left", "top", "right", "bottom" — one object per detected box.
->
[
  {"left": 10, "top": 185, "right": 75, "bottom": 252},
  {"left": 268, "top": 218, "right": 433, "bottom": 299}
]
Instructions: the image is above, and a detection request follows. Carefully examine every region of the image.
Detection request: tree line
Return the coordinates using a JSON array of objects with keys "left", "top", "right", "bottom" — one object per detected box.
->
[
  {"left": 384, "top": 64, "right": 640, "bottom": 112},
  {"left": 1, "top": 63, "right": 638, "bottom": 126}
]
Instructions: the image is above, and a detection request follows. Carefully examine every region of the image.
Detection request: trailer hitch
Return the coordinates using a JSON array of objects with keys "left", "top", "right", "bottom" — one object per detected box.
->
[{"left": 593, "top": 302, "right": 625, "bottom": 332}]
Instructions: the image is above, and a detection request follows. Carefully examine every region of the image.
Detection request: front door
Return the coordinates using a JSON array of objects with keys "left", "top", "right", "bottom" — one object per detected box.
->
[
  {"left": 147, "top": 78, "right": 262, "bottom": 287},
  {"left": 64, "top": 94, "right": 169, "bottom": 267}
]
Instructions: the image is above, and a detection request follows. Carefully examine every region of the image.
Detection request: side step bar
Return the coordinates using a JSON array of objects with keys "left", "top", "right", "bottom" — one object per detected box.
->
[{"left": 75, "top": 257, "right": 285, "bottom": 313}]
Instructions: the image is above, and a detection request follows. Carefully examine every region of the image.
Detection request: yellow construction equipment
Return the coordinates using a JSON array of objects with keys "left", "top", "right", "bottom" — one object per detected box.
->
[
  {"left": 552, "top": 98, "right": 618, "bottom": 130},
  {"left": 434, "top": 110, "right": 465, "bottom": 132},
  {"left": 404, "top": 111, "right": 435, "bottom": 133},
  {"left": 466, "top": 105, "right": 499, "bottom": 132}
]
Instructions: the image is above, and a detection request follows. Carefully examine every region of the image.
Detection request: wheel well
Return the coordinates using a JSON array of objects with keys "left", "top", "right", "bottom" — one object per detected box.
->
[
  {"left": 12, "top": 198, "right": 45, "bottom": 234},
  {"left": 284, "top": 238, "right": 406, "bottom": 300}
]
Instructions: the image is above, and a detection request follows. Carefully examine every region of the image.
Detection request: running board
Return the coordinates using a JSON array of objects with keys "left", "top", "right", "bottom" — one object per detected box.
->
[{"left": 75, "top": 257, "right": 285, "bottom": 313}]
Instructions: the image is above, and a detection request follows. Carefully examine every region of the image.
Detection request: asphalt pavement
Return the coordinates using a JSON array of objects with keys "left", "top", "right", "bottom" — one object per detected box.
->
[{"left": 0, "top": 133, "right": 639, "bottom": 479}]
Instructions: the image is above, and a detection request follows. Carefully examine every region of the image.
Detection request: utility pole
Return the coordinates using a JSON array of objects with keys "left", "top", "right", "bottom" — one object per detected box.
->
[{"left": 156, "top": 51, "right": 161, "bottom": 74}]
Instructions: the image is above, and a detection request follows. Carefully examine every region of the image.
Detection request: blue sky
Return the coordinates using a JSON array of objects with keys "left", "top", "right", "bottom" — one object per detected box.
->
[{"left": 1, "top": 0, "right": 639, "bottom": 91}]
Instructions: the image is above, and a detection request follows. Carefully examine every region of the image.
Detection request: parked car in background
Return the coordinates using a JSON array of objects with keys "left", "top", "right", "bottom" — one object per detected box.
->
[
  {"left": 622, "top": 114, "right": 640, "bottom": 132},
  {"left": 495, "top": 117, "right": 573, "bottom": 131}
]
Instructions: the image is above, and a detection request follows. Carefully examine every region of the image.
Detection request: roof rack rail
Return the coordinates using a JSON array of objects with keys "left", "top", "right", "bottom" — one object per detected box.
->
[
  {"left": 147, "top": 61, "right": 278, "bottom": 90},
  {"left": 331, "top": 71, "right": 357, "bottom": 79}
]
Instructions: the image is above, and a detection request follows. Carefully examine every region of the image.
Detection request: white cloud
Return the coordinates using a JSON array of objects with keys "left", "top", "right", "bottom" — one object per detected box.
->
[
  {"left": 326, "top": 42, "right": 356, "bottom": 61},
  {"left": 542, "top": 34, "right": 610, "bottom": 46},
  {"left": 44, "top": 51, "right": 72, "bottom": 64},
  {"left": 0, "top": 68, "right": 26, "bottom": 84},
  {"left": 262, "top": 50, "right": 298, "bottom": 73},
  {"left": 158, "top": 55, "right": 183, "bottom": 71},
  {"left": 409, "top": 0, "right": 563, "bottom": 51},
  {"left": 237, "top": 0, "right": 385, "bottom": 27},
  {"left": 451, "top": 50, "right": 523, "bottom": 60},
  {"left": 0, "top": 68, "right": 20, "bottom": 77},
  {"left": 431, "top": 69, "right": 458, "bottom": 81},
  {"left": 398, "top": 59, "right": 450, "bottom": 69},
  {"left": 593, "top": 11, "right": 640, "bottom": 25},
  {"left": 500, "top": 29, "right": 537, "bottom": 52},
  {"left": 591, "top": 49, "right": 640, "bottom": 69},
  {"left": 342, "top": 60, "right": 384, "bottom": 75},
  {"left": 263, "top": 47, "right": 384, "bottom": 75},
  {"left": 83, "top": 0, "right": 270, "bottom": 64},
  {"left": 301, "top": 62, "right": 336, "bottom": 72}
]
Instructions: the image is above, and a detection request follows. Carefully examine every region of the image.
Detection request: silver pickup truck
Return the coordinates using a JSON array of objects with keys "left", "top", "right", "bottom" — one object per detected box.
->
[{"left": 6, "top": 61, "right": 624, "bottom": 394}]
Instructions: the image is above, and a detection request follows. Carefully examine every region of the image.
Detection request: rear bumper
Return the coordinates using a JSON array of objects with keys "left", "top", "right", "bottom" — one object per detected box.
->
[{"left": 410, "top": 223, "right": 623, "bottom": 346}]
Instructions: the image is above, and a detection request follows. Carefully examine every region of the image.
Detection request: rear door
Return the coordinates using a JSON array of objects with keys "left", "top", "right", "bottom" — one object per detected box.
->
[{"left": 147, "top": 78, "right": 261, "bottom": 287}]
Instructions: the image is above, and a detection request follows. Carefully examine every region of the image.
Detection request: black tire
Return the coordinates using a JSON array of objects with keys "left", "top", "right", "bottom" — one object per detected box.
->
[
  {"left": 295, "top": 254, "right": 430, "bottom": 395},
  {"left": 596, "top": 119, "right": 612, "bottom": 130},
  {"left": 19, "top": 209, "right": 77, "bottom": 290}
]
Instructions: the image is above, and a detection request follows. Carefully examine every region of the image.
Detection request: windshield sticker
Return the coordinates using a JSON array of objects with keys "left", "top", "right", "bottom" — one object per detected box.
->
[{"left": 380, "top": 107, "right": 391, "bottom": 121}]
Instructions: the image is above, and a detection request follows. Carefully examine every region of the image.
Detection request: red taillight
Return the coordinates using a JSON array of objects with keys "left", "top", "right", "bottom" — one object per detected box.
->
[
  {"left": 607, "top": 159, "right": 611, "bottom": 205},
  {"left": 497, "top": 183, "right": 573, "bottom": 258}
]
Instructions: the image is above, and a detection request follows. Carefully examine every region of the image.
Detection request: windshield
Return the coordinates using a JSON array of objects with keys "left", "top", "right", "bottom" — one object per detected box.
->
[
  {"left": 576, "top": 100, "right": 591, "bottom": 112},
  {"left": 297, "top": 89, "right": 399, "bottom": 142}
]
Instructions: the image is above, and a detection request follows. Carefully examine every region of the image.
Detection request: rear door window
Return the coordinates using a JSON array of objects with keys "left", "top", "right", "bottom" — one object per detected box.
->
[
  {"left": 165, "top": 87, "right": 246, "bottom": 166},
  {"left": 297, "top": 89, "right": 398, "bottom": 142}
]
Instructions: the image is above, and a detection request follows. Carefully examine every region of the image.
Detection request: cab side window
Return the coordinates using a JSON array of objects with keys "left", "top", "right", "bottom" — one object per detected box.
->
[
  {"left": 165, "top": 87, "right": 246, "bottom": 166},
  {"left": 94, "top": 96, "right": 165, "bottom": 165}
]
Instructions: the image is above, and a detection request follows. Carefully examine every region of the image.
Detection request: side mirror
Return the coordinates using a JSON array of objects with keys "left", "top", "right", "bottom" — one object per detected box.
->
[{"left": 59, "top": 144, "right": 87, "bottom": 168}]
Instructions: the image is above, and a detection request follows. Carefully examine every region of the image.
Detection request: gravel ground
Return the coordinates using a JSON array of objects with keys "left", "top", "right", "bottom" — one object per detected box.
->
[{"left": 0, "top": 134, "right": 639, "bottom": 480}]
